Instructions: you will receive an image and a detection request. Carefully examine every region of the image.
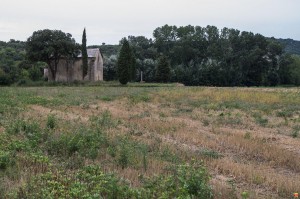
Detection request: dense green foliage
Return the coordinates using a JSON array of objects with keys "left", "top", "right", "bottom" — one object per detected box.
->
[
  {"left": 101, "top": 25, "right": 300, "bottom": 86},
  {"left": 1, "top": 25, "right": 300, "bottom": 86},
  {"left": 147, "top": 25, "right": 285, "bottom": 86},
  {"left": 156, "top": 55, "right": 171, "bottom": 82},
  {"left": 26, "top": 29, "right": 80, "bottom": 81},
  {"left": 0, "top": 40, "right": 45, "bottom": 85},
  {"left": 129, "top": 52, "right": 136, "bottom": 82},
  {"left": 117, "top": 38, "right": 135, "bottom": 84},
  {"left": 143, "top": 163, "right": 213, "bottom": 198},
  {"left": 0, "top": 40, "right": 25, "bottom": 85},
  {"left": 82, "top": 28, "right": 88, "bottom": 80},
  {"left": 279, "top": 55, "right": 300, "bottom": 85},
  {"left": 18, "top": 166, "right": 136, "bottom": 198},
  {"left": 17, "top": 163, "right": 212, "bottom": 199}
]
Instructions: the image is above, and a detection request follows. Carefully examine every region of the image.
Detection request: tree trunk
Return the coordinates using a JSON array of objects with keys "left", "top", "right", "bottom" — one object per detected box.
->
[
  {"left": 54, "top": 60, "right": 58, "bottom": 81},
  {"left": 47, "top": 62, "right": 56, "bottom": 81}
]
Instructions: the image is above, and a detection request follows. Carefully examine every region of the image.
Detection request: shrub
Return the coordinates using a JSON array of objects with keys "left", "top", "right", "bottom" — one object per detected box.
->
[
  {"left": 89, "top": 110, "right": 117, "bottom": 130},
  {"left": 159, "top": 146, "right": 181, "bottom": 163},
  {"left": 23, "top": 121, "right": 43, "bottom": 147},
  {"left": 17, "top": 165, "right": 138, "bottom": 199},
  {"left": 6, "top": 119, "right": 25, "bottom": 135},
  {"left": 46, "top": 114, "right": 56, "bottom": 129},
  {"left": 0, "top": 69, "right": 11, "bottom": 85},
  {"left": 17, "top": 163, "right": 213, "bottom": 199},
  {"left": 291, "top": 130, "right": 299, "bottom": 138},
  {"left": 143, "top": 162, "right": 213, "bottom": 198},
  {"left": 253, "top": 113, "right": 268, "bottom": 127},
  {"left": 118, "top": 141, "right": 130, "bottom": 169},
  {"left": 7, "top": 120, "right": 42, "bottom": 148},
  {"left": 0, "top": 151, "right": 11, "bottom": 170},
  {"left": 46, "top": 128, "right": 107, "bottom": 160},
  {"left": 16, "top": 79, "right": 31, "bottom": 86}
]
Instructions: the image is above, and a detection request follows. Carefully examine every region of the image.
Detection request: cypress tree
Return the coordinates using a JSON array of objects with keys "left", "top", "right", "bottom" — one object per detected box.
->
[
  {"left": 82, "top": 28, "right": 88, "bottom": 80},
  {"left": 156, "top": 55, "right": 171, "bottom": 82},
  {"left": 117, "top": 38, "right": 131, "bottom": 84},
  {"left": 129, "top": 51, "right": 136, "bottom": 81}
]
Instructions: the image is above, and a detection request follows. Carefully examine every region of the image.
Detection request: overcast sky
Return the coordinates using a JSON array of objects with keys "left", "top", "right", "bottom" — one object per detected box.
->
[{"left": 0, "top": 0, "right": 299, "bottom": 45}]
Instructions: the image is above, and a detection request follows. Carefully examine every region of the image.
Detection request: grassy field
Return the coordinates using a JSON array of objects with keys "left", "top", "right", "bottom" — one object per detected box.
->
[{"left": 0, "top": 84, "right": 299, "bottom": 198}]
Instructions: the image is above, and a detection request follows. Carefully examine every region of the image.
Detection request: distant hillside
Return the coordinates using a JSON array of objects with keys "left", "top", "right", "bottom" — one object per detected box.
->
[{"left": 276, "top": 38, "right": 300, "bottom": 55}]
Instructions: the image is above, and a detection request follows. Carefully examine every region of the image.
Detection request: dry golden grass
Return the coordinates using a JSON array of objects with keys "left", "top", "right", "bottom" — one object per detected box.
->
[{"left": 2, "top": 86, "right": 299, "bottom": 198}]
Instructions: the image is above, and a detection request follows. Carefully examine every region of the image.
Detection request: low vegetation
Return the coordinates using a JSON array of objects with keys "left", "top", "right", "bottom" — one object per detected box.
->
[{"left": 0, "top": 85, "right": 299, "bottom": 198}]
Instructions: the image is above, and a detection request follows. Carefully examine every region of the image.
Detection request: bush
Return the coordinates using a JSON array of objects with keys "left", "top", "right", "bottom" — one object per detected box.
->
[
  {"left": 0, "top": 151, "right": 11, "bottom": 170},
  {"left": 89, "top": 110, "right": 117, "bottom": 130},
  {"left": 16, "top": 78, "right": 31, "bottom": 86},
  {"left": 22, "top": 121, "right": 43, "bottom": 147},
  {"left": 0, "top": 69, "right": 11, "bottom": 85},
  {"left": 143, "top": 161, "right": 213, "bottom": 198},
  {"left": 118, "top": 141, "right": 130, "bottom": 169},
  {"left": 17, "top": 165, "right": 138, "bottom": 199},
  {"left": 28, "top": 66, "right": 42, "bottom": 81},
  {"left": 291, "top": 130, "right": 299, "bottom": 138},
  {"left": 46, "top": 128, "right": 107, "bottom": 160},
  {"left": 6, "top": 120, "right": 43, "bottom": 148},
  {"left": 46, "top": 114, "right": 56, "bottom": 129},
  {"left": 6, "top": 119, "right": 25, "bottom": 135},
  {"left": 17, "top": 163, "right": 213, "bottom": 199}
]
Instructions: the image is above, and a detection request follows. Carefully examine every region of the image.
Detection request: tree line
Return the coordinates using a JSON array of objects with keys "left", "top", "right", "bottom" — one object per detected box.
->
[
  {"left": 0, "top": 39, "right": 48, "bottom": 85},
  {"left": 0, "top": 25, "right": 300, "bottom": 86},
  {"left": 105, "top": 25, "right": 300, "bottom": 86}
]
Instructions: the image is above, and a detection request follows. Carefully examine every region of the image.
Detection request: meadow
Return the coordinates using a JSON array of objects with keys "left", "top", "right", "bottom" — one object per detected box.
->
[{"left": 0, "top": 84, "right": 299, "bottom": 198}]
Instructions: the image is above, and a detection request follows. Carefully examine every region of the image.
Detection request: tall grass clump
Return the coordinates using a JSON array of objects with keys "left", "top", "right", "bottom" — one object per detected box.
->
[
  {"left": 89, "top": 110, "right": 117, "bottom": 130},
  {"left": 46, "top": 127, "right": 107, "bottom": 160}
]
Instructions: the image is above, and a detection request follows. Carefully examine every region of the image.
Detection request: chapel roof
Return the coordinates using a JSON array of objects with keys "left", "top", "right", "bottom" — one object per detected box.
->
[{"left": 78, "top": 48, "right": 99, "bottom": 58}]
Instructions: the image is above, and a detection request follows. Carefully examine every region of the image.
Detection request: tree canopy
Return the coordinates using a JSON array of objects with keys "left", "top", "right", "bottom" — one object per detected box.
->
[
  {"left": 0, "top": 40, "right": 45, "bottom": 85},
  {"left": 1, "top": 25, "right": 300, "bottom": 86},
  {"left": 120, "top": 25, "right": 294, "bottom": 86},
  {"left": 26, "top": 29, "right": 79, "bottom": 81}
]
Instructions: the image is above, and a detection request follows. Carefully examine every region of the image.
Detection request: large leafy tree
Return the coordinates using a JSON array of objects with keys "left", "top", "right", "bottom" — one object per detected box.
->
[
  {"left": 26, "top": 29, "right": 79, "bottom": 81},
  {"left": 117, "top": 38, "right": 134, "bottom": 84},
  {"left": 279, "top": 54, "right": 300, "bottom": 85},
  {"left": 128, "top": 36, "right": 156, "bottom": 60},
  {"left": 128, "top": 36, "right": 157, "bottom": 82},
  {"left": 82, "top": 28, "right": 88, "bottom": 80}
]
